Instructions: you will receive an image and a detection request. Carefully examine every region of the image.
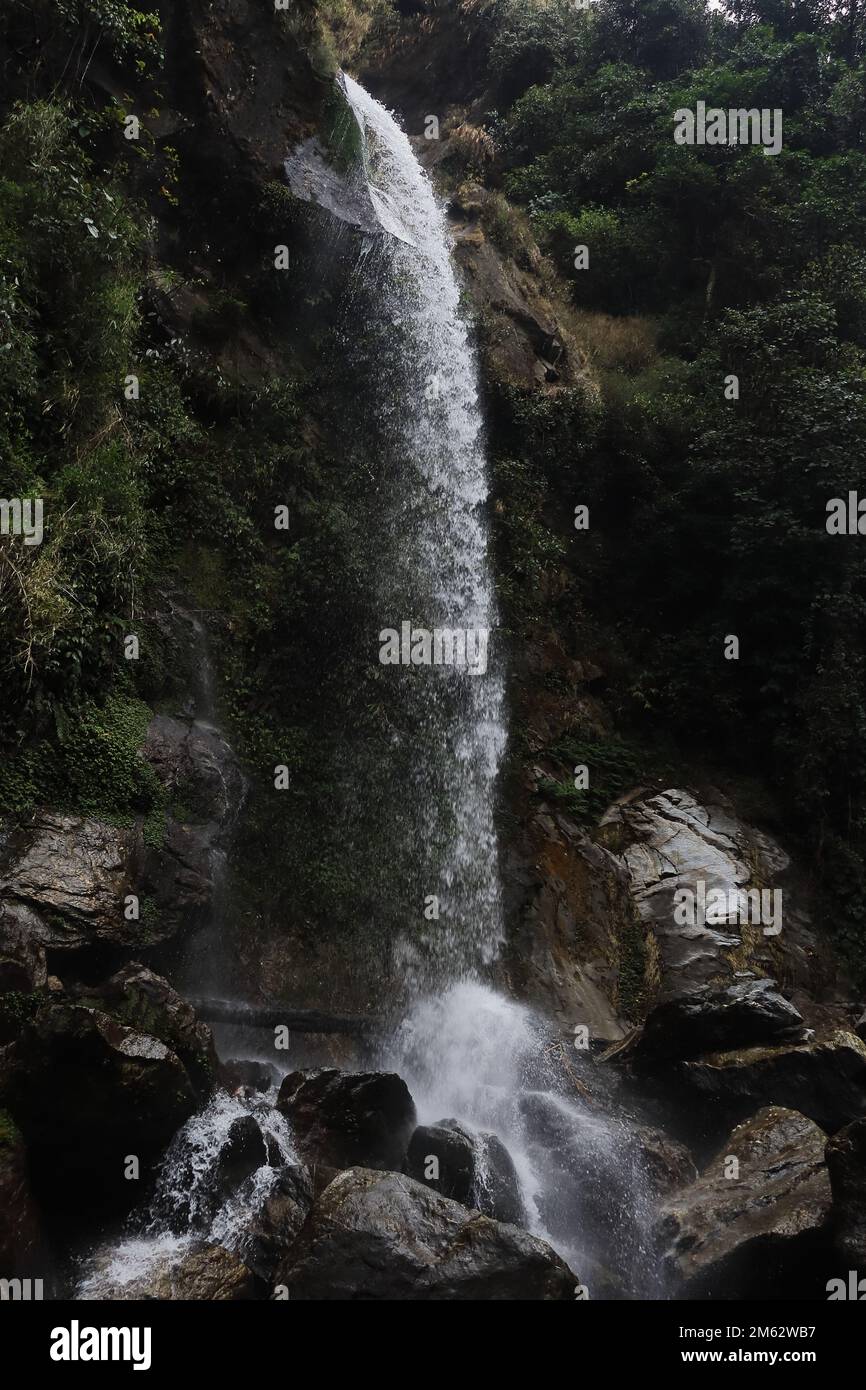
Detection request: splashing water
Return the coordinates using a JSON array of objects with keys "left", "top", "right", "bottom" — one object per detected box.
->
[{"left": 77, "top": 1088, "right": 295, "bottom": 1298}]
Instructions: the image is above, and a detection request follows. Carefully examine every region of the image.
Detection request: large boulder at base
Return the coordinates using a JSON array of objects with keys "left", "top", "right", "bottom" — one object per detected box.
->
[
  {"left": 277, "top": 1069, "right": 416, "bottom": 1172},
  {"left": 0, "top": 1109, "right": 45, "bottom": 1277},
  {"left": 81, "top": 1241, "right": 257, "bottom": 1301},
  {"left": 655, "top": 1107, "right": 833, "bottom": 1299},
  {"left": 277, "top": 1168, "right": 576, "bottom": 1300},
  {"left": 825, "top": 1116, "right": 866, "bottom": 1266},
  {"left": 634, "top": 979, "right": 806, "bottom": 1063},
  {"left": 404, "top": 1119, "right": 524, "bottom": 1224},
  {"left": 241, "top": 1165, "right": 315, "bottom": 1282},
  {"left": 674, "top": 1030, "right": 866, "bottom": 1135},
  {"left": 72, "top": 963, "right": 217, "bottom": 1096},
  {"left": 0, "top": 1002, "right": 198, "bottom": 1226}
]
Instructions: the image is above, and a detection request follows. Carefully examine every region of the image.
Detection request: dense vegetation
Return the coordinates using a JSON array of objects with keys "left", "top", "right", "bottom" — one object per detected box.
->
[{"left": 477, "top": 0, "right": 866, "bottom": 972}]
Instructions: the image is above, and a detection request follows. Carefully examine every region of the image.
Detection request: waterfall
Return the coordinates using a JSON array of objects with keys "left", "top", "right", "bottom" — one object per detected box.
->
[
  {"left": 341, "top": 78, "right": 658, "bottom": 1292},
  {"left": 341, "top": 74, "right": 507, "bottom": 985}
]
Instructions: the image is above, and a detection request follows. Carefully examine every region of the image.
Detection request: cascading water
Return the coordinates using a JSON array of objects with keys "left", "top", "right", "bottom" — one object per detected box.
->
[
  {"left": 341, "top": 77, "right": 657, "bottom": 1293},
  {"left": 341, "top": 75, "right": 507, "bottom": 985}
]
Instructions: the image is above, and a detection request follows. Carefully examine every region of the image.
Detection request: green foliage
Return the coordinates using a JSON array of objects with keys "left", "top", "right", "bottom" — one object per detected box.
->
[
  {"left": 488, "top": 0, "right": 866, "bottom": 978},
  {"left": 538, "top": 735, "right": 646, "bottom": 825},
  {"left": 0, "top": 694, "right": 163, "bottom": 823},
  {"left": 53, "top": 1, "right": 162, "bottom": 67}
]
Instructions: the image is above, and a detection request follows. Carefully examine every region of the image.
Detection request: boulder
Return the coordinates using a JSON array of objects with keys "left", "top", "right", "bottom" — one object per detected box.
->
[
  {"left": 209, "top": 1116, "right": 269, "bottom": 1214},
  {"left": 405, "top": 1119, "right": 524, "bottom": 1224},
  {"left": 635, "top": 979, "right": 806, "bottom": 1063},
  {"left": 655, "top": 1106, "right": 833, "bottom": 1298},
  {"left": 0, "top": 1002, "right": 198, "bottom": 1226},
  {"left": 674, "top": 1029, "right": 866, "bottom": 1135},
  {"left": 73, "top": 963, "right": 217, "bottom": 1096},
  {"left": 825, "top": 1116, "right": 866, "bottom": 1266},
  {"left": 241, "top": 1165, "right": 315, "bottom": 1282},
  {"left": 277, "top": 1168, "right": 576, "bottom": 1300},
  {"left": 277, "top": 1069, "right": 416, "bottom": 1172}
]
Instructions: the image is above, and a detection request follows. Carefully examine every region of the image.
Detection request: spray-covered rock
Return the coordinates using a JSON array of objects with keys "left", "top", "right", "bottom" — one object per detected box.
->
[{"left": 278, "top": 1167, "right": 576, "bottom": 1300}]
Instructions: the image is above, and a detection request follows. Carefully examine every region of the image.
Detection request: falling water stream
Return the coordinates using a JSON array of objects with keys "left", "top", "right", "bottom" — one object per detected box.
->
[{"left": 77, "top": 77, "right": 656, "bottom": 1299}]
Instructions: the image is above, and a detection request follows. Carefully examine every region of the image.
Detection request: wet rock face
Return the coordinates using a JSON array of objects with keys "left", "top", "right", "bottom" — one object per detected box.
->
[
  {"left": 277, "top": 1069, "right": 417, "bottom": 1172},
  {"left": 635, "top": 979, "right": 807, "bottom": 1063},
  {"left": 143, "top": 716, "right": 245, "bottom": 831},
  {"left": 139, "top": 714, "right": 245, "bottom": 941},
  {"left": 0, "top": 811, "right": 138, "bottom": 951},
  {"left": 405, "top": 1118, "right": 524, "bottom": 1225},
  {"left": 655, "top": 1106, "right": 833, "bottom": 1299},
  {"left": 505, "top": 811, "right": 637, "bottom": 1042},
  {"left": 277, "top": 1167, "right": 576, "bottom": 1300},
  {"left": 242, "top": 1165, "right": 315, "bottom": 1283},
  {"left": 825, "top": 1116, "right": 866, "bottom": 1266},
  {"left": 0, "top": 1002, "right": 199, "bottom": 1226}
]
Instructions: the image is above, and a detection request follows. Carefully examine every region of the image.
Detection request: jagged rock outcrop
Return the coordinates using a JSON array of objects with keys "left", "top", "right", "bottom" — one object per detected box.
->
[
  {"left": 0, "top": 811, "right": 139, "bottom": 951},
  {"left": 73, "top": 963, "right": 217, "bottom": 1097},
  {"left": 504, "top": 810, "right": 638, "bottom": 1043},
  {"left": 0, "top": 715, "right": 244, "bottom": 957},
  {"left": 0, "top": 1002, "right": 199, "bottom": 1225},
  {"left": 277, "top": 1167, "right": 576, "bottom": 1300},
  {"left": 655, "top": 1106, "right": 833, "bottom": 1299},
  {"left": 405, "top": 1118, "right": 524, "bottom": 1224},
  {"left": 277, "top": 1069, "right": 417, "bottom": 1172},
  {"left": 0, "top": 901, "right": 48, "bottom": 993},
  {"left": 599, "top": 788, "right": 820, "bottom": 1010}
]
